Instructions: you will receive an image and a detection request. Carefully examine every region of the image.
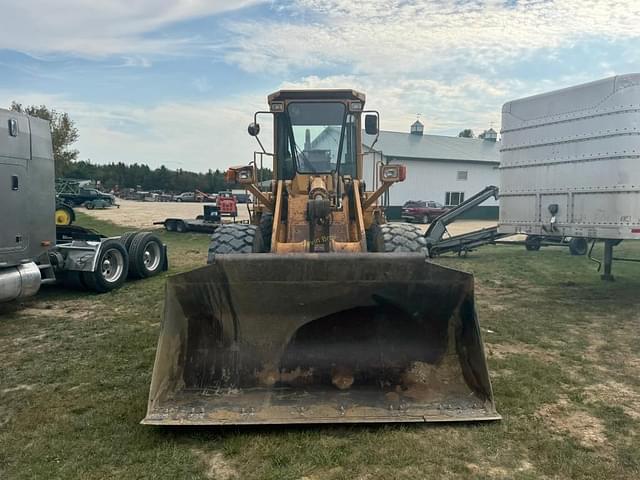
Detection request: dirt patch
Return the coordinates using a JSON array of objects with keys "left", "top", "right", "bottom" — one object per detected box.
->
[
  {"left": 485, "top": 342, "right": 558, "bottom": 363},
  {"left": 16, "top": 300, "right": 92, "bottom": 321},
  {"left": 584, "top": 381, "right": 640, "bottom": 420},
  {"left": 192, "top": 449, "right": 238, "bottom": 480},
  {"left": 466, "top": 460, "right": 534, "bottom": 478},
  {"left": 83, "top": 199, "right": 252, "bottom": 229},
  {"left": 537, "top": 395, "right": 609, "bottom": 449}
]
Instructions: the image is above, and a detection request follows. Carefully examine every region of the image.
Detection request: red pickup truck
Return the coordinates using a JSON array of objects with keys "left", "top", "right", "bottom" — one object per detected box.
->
[{"left": 401, "top": 200, "right": 449, "bottom": 224}]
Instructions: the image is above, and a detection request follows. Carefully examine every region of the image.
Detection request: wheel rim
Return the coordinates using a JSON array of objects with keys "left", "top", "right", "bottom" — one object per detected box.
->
[
  {"left": 55, "top": 209, "right": 71, "bottom": 225},
  {"left": 101, "top": 248, "right": 125, "bottom": 283},
  {"left": 142, "top": 242, "right": 161, "bottom": 271}
]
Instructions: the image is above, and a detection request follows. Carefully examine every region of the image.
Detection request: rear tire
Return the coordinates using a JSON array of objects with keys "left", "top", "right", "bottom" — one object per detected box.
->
[
  {"left": 55, "top": 206, "right": 74, "bottom": 226},
  {"left": 165, "top": 220, "right": 177, "bottom": 232},
  {"left": 207, "top": 224, "right": 264, "bottom": 263},
  {"left": 118, "top": 231, "right": 138, "bottom": 251},
  {"left": 568, "top": 237, "right": 588, "bottom": 256},
  {"left": 379, "top": 223, "right": 427, "bottom": 253},
  {"left": 82, "top": 239, "right": 129, "bottom": 293},
  {"left": 176, "top": 221, "right": 187, "bottom": 233},
  {"left": 128, "top": 232, "right": 165, "bottom": 279}
]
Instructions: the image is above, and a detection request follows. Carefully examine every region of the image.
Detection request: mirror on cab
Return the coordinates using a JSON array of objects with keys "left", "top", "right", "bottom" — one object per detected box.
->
[
  {"left": 248, "top": 122, "right": 261, "bottom": 136},
  {"left": 365, "top": 114, "right": 378, "bottom": 135}
]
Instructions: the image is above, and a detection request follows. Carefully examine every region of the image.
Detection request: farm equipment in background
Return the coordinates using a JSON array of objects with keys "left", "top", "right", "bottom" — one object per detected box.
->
[
  {"left": 56, "top": 178, "right": 118, "bottom": 209},
  {"left": 55, "top": 197, "right": 76, "bottom": 226},
  {"left": 216, "top": 190, "right": 238, "bottom": 217},
  {"left": 0, "top": 108, "right": 167, "bottom": 303},
  {"left": 143, "top": 89, "right": 499, "bottom": 426}
]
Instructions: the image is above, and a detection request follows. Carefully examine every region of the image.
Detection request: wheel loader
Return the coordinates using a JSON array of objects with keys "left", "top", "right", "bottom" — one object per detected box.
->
[{"left": 143, "top": 90, "right": 499, "bottom": 425}]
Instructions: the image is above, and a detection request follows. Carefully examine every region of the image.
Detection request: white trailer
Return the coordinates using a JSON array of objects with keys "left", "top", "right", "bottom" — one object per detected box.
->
[{"left": 498, "top": 74, "right": 640, "bottom": 279}]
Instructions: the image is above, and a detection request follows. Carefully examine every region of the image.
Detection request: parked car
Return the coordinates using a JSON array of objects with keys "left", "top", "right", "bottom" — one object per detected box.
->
[
  {"left": 401, "top": 200, "right": 449, "bottom": 223},
  {"left": 174, "top": 192, "right": 197, "bottom": 202}
]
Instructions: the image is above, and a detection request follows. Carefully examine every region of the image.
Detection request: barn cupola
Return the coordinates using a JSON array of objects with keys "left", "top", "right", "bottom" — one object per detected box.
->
[
  {"left": 482, "top": 128, "right": 497, "bottom": 142},
  {"left": 410, "top": 119, "right": 424, "bottom": 135}
]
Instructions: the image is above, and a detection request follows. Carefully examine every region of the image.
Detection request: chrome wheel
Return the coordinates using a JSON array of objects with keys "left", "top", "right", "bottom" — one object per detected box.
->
[
  {"left": 143, "top": 242, "right": 161, "bottom": 271},
  {"left": 101, "top": 248, "right": 125, "bottom": 283}
]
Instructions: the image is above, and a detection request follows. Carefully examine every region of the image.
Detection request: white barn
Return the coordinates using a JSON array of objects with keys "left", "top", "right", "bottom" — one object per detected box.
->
[{"left": 363, "top": 121, "right": 500, "bottom": 218}]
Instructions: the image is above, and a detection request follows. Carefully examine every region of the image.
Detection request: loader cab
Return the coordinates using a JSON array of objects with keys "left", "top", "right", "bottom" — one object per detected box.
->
[{"left": 262, "top": 90, "right": 371, "bottom": 182}]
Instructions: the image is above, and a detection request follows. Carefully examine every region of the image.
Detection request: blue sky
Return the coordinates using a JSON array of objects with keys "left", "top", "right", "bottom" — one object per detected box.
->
[{"left": 1, "top": 0, "right": 639, "bottom": 172}]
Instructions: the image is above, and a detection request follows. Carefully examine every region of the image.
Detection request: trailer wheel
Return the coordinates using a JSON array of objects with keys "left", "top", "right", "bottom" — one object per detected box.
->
[
  {"left": 128, "top": 232, "right": 165, "bottom": 279},
  {"left": 378, "top": 223, "right": 427, "bottom": 253},
  {"left": 207, "top": 224, "right": 264, "bottom": 263},
  {"left": 176, "top": 221, "right": 188, "bottom": 233},
  {"left": 82, "top": 240, "right": 129, "bottom": 293},
  {"left": 165, "top": 220, "right": 177, "bottom": 232},
  {"left": 525, "top": 236, "right": 541, "bottom": 251},
  {"left": 568, "top": 237, "right": 588, "bottom": 256}
]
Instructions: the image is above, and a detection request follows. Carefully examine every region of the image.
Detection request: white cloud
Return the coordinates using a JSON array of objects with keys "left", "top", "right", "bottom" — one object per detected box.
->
[
  {"left": 224, "top": 0, "right": 640, "bottom": 75},
  {"left": 0, "top": 0, "right": 264, "bottom": 57},
  {"left": 1, "top": 89, "right": 272, "bottom": 172}
]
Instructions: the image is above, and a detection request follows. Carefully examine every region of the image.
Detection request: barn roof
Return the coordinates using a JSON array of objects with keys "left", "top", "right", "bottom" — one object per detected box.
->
[{"left": 363, "top": 130, "right": 500, "bottom": 164}]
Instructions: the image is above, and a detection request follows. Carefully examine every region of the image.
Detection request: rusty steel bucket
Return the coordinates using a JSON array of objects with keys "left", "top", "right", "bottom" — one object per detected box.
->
[{"left": 142, "top": 253, "right": 500, "bottom": 425}]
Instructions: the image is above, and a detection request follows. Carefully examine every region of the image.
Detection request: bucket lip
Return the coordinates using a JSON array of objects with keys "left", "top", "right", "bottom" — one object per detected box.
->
[{"left": 140, "top": 412, "right": 502, "bottom": 426}]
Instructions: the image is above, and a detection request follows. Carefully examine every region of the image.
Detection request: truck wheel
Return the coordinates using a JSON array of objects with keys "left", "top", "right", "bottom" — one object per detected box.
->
[
  {"left": 82, "top": 239, "right": 129, "bottom": 293},
  {"left": 118, "top": 231, "right": 138, "bottom": 251},
  {"left": 378, "top": 223, "right": 427, "bottom": 253},
  {"left": 176, "top": 221, "right": 187, "bottom": 233},
  {"left": 176, "top": 198, "right": 182, "bottom": 202},
  {"left": 525, "top": 236, "right": 542, "bottom": 251},
  {"left": 259, "top": 213, "right": 274, "bottom": 252},
  {"left": 85, "top": 201, "right": 95, "bottom": 210},
  {"left": 568, "top": 237, "right": 588, "bottom": 256},
  {"left": 128, "top": 232, "right": 165, "bottom": 279},
  {"left": 55, "top": 205, "right": 74, "bottom": 226},
  {"left": 207, "top": 224, "right": 264, "bottom": 263},
  {"left": 365, "top": 223, "right": 384, "bottom": 252}
]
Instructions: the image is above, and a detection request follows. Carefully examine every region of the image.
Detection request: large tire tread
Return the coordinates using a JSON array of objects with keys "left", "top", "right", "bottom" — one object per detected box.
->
[
  {"left": 379, "top": 223, "right": 427, "bottom": 253},
  {"left": 208, "top": 224, "right": 264, "bottom": 263}
]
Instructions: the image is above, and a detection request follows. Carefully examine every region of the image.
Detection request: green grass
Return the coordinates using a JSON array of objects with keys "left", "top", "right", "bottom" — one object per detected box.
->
[{"left": 1, "top": 214, "right": 639, "bottom": 479}]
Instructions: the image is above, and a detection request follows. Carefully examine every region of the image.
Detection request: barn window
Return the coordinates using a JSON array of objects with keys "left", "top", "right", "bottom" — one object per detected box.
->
[
  {"left": 445, "top": 191, "right": 465, "bottom": 206},
  {"left": 457, "top": 170, "right": 468, "bottom": 180}
]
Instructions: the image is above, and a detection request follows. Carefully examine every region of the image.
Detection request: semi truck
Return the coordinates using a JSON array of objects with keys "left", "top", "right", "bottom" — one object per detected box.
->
[{"left": 0, "top": 108, "right": 167, "bottom": 303}]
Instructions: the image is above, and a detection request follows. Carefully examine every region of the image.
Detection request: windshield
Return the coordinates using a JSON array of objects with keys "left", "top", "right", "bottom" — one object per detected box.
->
[{"left": 285, "top": 102, "right": 354, "bottom": 174}]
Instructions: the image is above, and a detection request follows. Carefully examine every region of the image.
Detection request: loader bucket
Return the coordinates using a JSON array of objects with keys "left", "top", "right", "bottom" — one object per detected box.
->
[{"left": 142, "top": 253, "right": 500, "bottom": 425}]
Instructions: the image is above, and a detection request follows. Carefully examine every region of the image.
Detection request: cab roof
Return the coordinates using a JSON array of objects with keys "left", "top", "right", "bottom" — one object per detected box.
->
[{"left": 268, "top": 89, "right": 366, "bottom": 103}]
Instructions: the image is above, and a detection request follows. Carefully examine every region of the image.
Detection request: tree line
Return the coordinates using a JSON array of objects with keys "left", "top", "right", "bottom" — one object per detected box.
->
[{"left": 10, "top": 101, "right": 270, "bottom": 193}]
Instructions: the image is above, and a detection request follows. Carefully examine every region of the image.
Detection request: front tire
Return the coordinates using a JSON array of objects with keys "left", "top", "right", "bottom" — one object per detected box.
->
[
  {"left": 207, "top": 224, "right": 264, "bottom": 263},
  {"left": 55, "top": 206, "right": 74, "bottom": 226},
  {"left": 377, "top": 223, "right": 427, "bottom": 253}
]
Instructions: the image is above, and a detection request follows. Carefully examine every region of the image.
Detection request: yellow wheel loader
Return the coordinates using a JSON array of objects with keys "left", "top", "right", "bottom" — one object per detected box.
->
[{"left": 143, "top": 90, "right": 500, "bottom": 425}]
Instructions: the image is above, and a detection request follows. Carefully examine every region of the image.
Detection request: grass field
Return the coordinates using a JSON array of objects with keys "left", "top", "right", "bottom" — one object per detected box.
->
[{"left": 1, "top": 213, "right": 639, "bottom": 479}]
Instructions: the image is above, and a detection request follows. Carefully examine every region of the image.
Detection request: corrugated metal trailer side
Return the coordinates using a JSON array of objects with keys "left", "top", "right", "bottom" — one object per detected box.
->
[{"left": 498, "top": 74, "right": 640, "bottom": 241}]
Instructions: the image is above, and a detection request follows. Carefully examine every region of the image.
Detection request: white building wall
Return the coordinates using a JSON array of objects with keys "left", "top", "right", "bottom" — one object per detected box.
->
[{"left": 363, "top": 154, "right": 499, "bottom": 206}]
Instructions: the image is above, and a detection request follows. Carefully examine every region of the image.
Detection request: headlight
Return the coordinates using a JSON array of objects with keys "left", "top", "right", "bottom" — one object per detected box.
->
[
  {"left": 270, "top": 101, "right": 284, "bottom": 112},
  {"left": 380, "top": 164, "right": 406, "bottom": 183}
]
